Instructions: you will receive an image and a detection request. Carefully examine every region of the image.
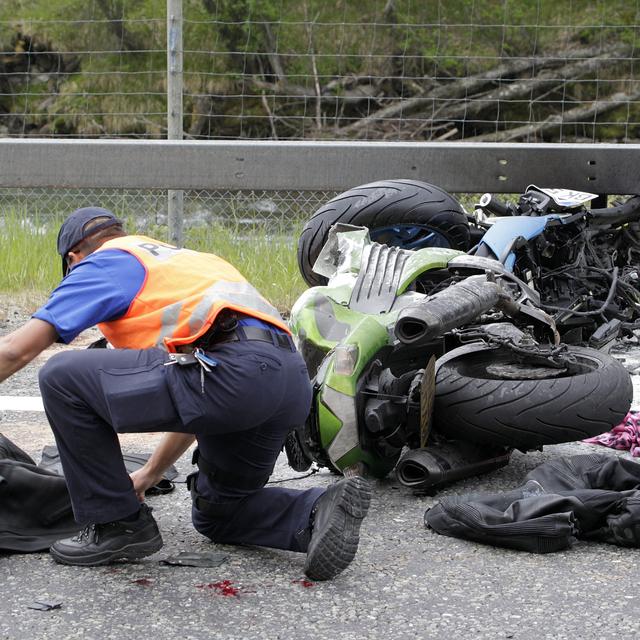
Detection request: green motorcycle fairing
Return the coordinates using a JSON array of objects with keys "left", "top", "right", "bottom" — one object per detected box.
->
[{"left": 289, "top": 226, "right": 463, "bottom": 476}]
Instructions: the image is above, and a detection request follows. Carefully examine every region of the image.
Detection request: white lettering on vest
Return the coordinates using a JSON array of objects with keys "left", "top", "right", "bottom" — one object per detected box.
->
[{"left": 137, "top": 242, "right": 181, "bottom": 261}]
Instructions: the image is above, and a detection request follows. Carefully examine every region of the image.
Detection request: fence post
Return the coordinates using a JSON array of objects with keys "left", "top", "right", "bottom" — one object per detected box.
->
[{"left": 167, "top": 0, "right": 184, "bottom": 246}]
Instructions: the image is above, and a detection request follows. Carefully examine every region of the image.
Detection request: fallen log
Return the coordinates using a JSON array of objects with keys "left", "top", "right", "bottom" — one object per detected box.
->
[
  {"left": 467, "top": 89, "right": 640, "bottom": 142},
  {"left": 454, "top": 47, "right": 629, "bottom": 122},
  {"left": 336, "top": 44, "right": 626, "bottom": 137}
]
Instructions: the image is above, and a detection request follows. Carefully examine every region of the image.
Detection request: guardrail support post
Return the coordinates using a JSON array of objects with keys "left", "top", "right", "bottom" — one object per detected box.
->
[{"left": 167, "top": 0, "right": 184, "bottom": 246}]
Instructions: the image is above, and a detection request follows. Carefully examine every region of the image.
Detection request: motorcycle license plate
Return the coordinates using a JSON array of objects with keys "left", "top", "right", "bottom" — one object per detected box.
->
[{"left": 526, "top": 185, "right": 598, "bottom": 208}]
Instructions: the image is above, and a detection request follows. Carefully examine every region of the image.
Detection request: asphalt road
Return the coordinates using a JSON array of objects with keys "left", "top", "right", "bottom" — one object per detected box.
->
[{"left": 0, "top": 319, "right": 639, "bottom": 640}]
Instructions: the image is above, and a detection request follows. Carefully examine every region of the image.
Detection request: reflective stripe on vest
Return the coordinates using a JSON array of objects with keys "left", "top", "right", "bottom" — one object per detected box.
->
[{"left": 95, "top": 235, "right": 289, "bottom": 351}]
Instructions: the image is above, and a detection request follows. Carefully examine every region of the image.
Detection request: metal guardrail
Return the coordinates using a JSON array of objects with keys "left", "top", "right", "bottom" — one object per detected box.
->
[{"left": 1, "top": 139, "right": 639, "bottom": 195}]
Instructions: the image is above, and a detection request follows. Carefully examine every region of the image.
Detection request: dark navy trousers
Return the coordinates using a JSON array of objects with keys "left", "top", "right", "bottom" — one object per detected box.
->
[{"left": 38, "top": 339, "right": 323, "bottom": 553}]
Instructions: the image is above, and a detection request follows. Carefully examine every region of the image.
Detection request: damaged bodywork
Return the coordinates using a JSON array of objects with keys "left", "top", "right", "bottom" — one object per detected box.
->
[{"left": 287, "top": 222, "right": 633, "bottom": 491}]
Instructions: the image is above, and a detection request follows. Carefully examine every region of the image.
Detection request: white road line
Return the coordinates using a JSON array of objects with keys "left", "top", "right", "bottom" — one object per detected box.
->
[
  {"left": 0, "top": 374, "right": 637, "bottom": 413},
  {"left": 0, "top": 396, "right": 45, "bottom": 412}
]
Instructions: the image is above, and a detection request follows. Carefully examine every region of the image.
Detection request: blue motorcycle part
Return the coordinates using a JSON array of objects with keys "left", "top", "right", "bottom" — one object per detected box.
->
[
  {"left": 478, "top": 215, "right": 564, "bottom": 270},
  {"left": 369, "top": 224, "right": 451, "bottom": 250}
]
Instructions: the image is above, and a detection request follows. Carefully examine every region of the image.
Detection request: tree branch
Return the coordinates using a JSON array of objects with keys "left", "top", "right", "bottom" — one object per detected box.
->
[
  {"left": 468, "top": 89, "right": 640, "bottom": 142},
  {"left": 337, "top": 44, "right": 627, "bottom": 137},
  {"left": 262, "top": 23, "right": 286, "bottom": 83}
]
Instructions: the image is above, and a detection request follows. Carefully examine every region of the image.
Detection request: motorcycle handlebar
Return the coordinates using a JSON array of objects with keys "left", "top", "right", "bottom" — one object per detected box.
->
[
  {"left": 478, "top": 193, "right": 512, "bottom": 216},
  {"left": 477, "top": 191, "right": 640, "bottom": 225},
  {"left": 588, "top": 194, "right": 640, "bottom": 225}
]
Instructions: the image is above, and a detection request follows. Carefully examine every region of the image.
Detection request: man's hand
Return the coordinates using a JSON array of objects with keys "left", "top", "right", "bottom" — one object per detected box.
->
[
  {"left": 0, "top": 319, "right": 58, "bottom": 383},
  {"left": 129, "top": 432, "right": 196, "bottom": 501},
  {"left": 130, "top": 467, "right": 165, "bottom": 502}
]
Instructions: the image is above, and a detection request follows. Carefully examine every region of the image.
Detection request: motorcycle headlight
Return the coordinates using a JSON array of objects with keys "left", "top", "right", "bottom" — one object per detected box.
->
[{"left": 333, "top": 344, "right": 359, "bottom": 376}]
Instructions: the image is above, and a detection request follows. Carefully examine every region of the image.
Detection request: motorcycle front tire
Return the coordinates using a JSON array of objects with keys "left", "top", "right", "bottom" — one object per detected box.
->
[
  {"left": 297, "top": 179, "right": 471, "bottom": 287},
  {"left": 433, "top": 344, "right": 633, "bottom": 451}
]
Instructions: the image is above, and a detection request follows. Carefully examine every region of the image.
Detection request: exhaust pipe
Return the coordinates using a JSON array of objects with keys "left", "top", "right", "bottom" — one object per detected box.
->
[
  {"left": 395, "top": 276, "right": 505, "bottom": 344},
  {"left": 396, "top": 440, "right": 512, "bottom": 493}
]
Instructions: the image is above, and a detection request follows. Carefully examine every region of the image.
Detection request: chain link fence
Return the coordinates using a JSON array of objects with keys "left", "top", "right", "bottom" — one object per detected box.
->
[
  {"left": 0, "top": 185, "right": 342, "bottom": 303},
  {"left": 0, "top": 2, "right": 638, "bottom": 249},
  {"left": 1, "top": 2, "right": 639, "bottom": 142},
  {"left": 0, "top": 187, "right": 338, "bottom": 236}
]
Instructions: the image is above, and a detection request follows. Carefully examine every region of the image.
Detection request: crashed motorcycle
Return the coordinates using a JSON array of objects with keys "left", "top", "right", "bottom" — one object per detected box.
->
[
  {"left": 286, "top": 224, "right": 633, "bottom": 492},
  {"left": 471, "top": 185, "right": 640, "bottom": 349},
  {"left": 297, "top": 180, "right": 640, "bottom": 349}
]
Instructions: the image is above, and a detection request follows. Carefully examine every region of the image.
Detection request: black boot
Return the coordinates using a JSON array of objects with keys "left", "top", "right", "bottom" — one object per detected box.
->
[
  {"left": 49, "top": 503, "right": 163, "bottom": 566},
  {"left": 304, "top": 476, "right": 371, "bottom": 581}
]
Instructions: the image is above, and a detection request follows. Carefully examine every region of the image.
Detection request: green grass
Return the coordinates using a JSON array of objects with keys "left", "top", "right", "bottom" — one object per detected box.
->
[
  {"left": 0, "top": 210, "right": 60, "bottom": 302},
  {"left": 180, "top": 221, "right": 307, "bottom": 314},
  {"left": 0, "top": 211, "right": 307, "bottom": 314}
]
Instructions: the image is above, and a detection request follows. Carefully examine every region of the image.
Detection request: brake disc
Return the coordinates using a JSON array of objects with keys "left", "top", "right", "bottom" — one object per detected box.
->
[{"left": 420, "top": 355, "right": 436, "bottom": 447}]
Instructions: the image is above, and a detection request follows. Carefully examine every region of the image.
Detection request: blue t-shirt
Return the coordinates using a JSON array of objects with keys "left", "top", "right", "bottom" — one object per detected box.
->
[
  {"left": 34, "top": 246, "right": 284, "bottom": 344},
  {"left": 33, "top": 249, "right": 146, "bottom": 343}
]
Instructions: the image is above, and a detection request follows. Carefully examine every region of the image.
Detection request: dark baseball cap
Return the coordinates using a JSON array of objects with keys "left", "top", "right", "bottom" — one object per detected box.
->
[{"left": 57, "top": 207, "right": 123, "bottom": 277}]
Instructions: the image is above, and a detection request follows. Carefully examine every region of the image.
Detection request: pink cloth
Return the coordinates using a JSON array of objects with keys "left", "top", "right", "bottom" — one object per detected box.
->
[{"left": 583, "top": 411, "right": 640, "bottom": 457}]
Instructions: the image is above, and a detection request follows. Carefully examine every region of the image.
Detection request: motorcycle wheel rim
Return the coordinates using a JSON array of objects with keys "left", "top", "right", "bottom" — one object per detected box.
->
[{"left": 369, "top": 225, "right": 451, "bottom": 250}]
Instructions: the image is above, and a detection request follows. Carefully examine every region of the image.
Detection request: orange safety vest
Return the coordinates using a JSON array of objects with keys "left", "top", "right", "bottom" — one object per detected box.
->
[{"left": 95, "top": 235, "right": 290, "bottom": 352}]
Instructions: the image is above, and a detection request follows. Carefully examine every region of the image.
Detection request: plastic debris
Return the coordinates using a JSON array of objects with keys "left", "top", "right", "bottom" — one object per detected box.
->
[
  {"left": 28, "top": 599, "right": 62, "bottom": 611},
  {"left": 160, "top": 551, "right": 227, "bottom": 568}
]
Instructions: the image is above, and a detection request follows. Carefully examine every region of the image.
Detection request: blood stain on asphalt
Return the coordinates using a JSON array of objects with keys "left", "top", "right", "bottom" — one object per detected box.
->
[
  {"left": 196, "top": 580, "right": 241, "bottom": 597},
  {"left": 292, "top": 578, "right": 315, "bottom": 588},
  {"left": 130, "top": 577, "right": 154, "bottom": 587}
]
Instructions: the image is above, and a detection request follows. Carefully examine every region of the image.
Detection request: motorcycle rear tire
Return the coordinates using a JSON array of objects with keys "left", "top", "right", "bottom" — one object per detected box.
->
[
  {"left": 297, "top": 179, "right": 471, "bottom": 287},
  {"left": 433, "top": 344, "right": 633, "bottom": 450}
]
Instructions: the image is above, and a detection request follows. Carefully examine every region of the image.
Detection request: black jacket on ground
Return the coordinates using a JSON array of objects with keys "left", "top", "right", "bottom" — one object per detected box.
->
[
  {"left": 0, "top": 458, "right": 79, "bottom": 552},
  {"left": 424, "top": 453, "right": 640, "bottom": 553},
  {"left": 0, "top": 434, "right": 176, "bottom": 552}
]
